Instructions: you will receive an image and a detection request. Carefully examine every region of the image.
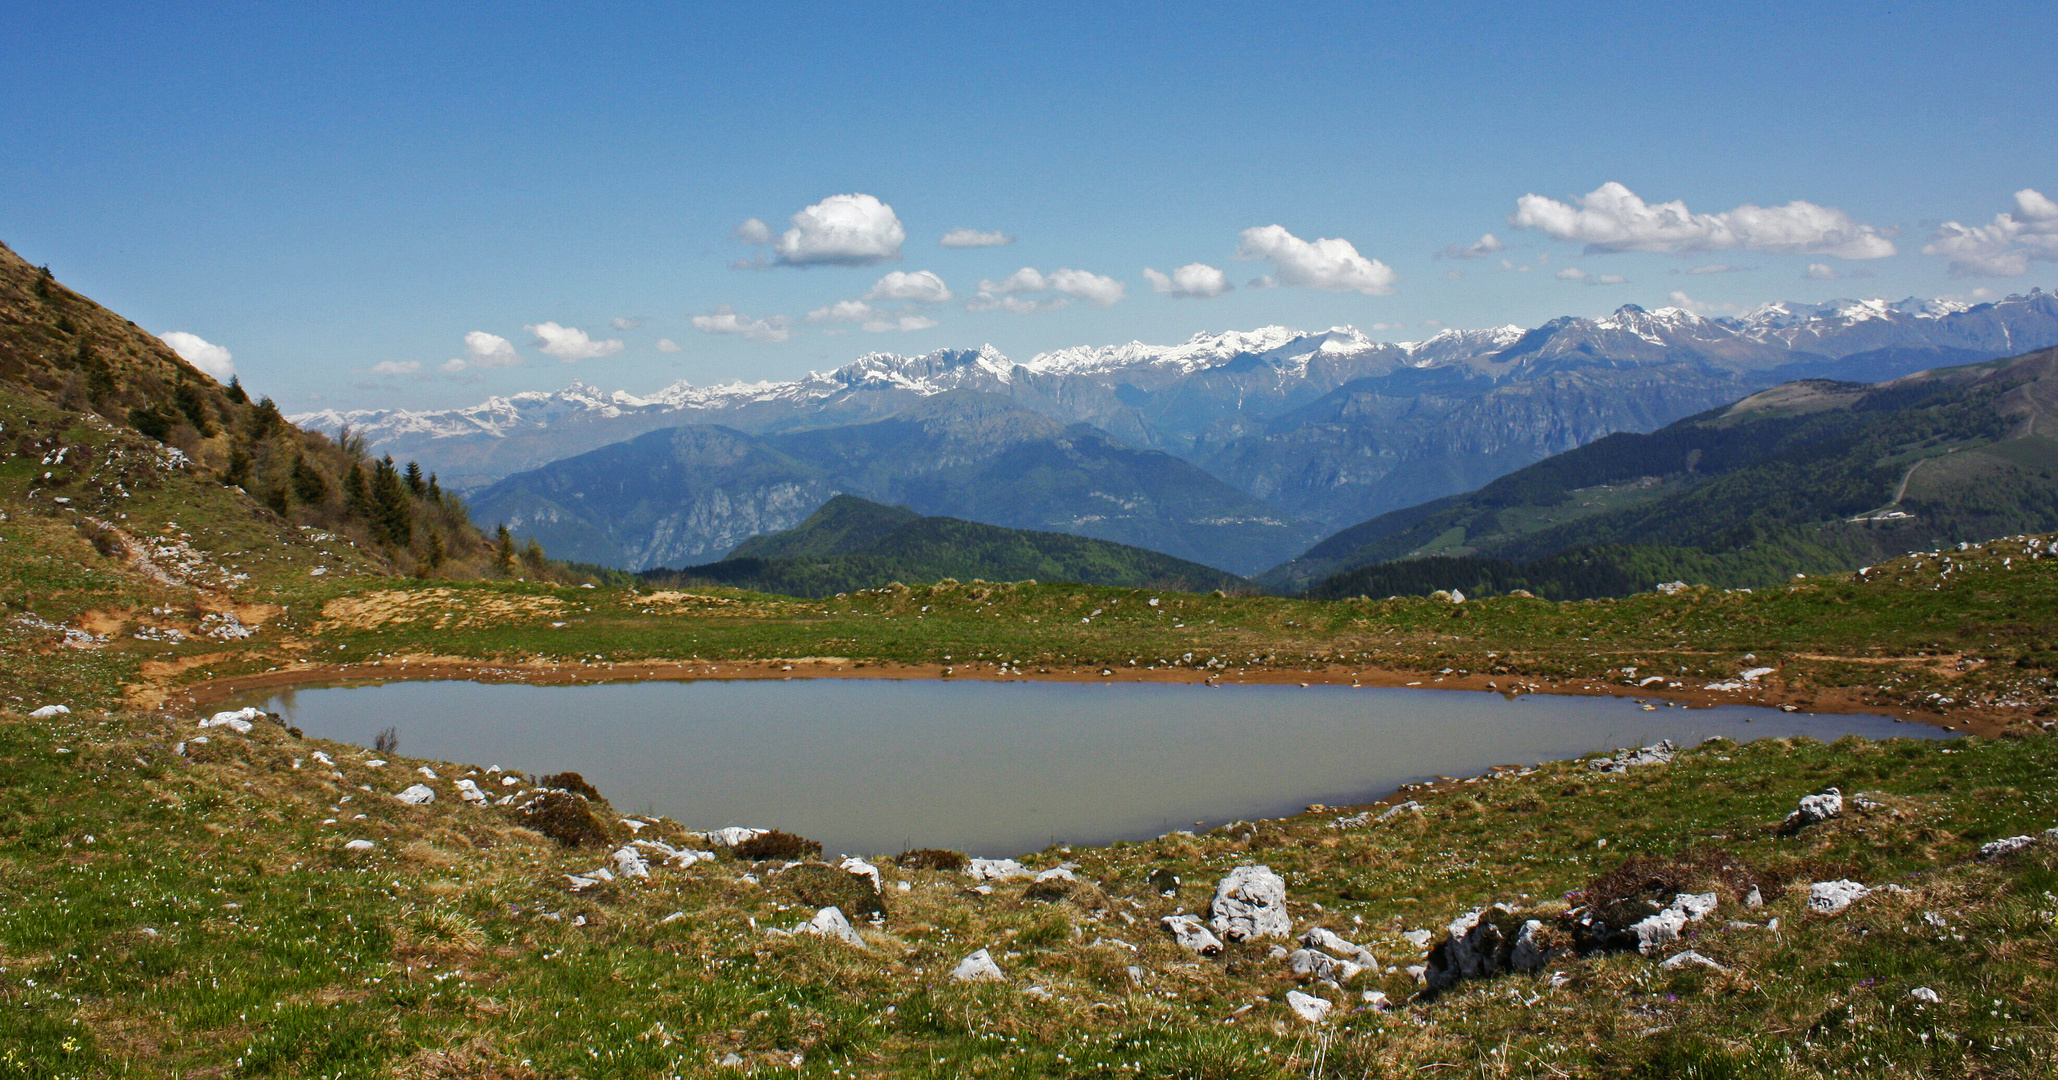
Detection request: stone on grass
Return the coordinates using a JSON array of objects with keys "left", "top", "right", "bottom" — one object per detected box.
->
[
  {"left": 200, "top": 707, "right": 262, "bottom": 733},
  {"left": 1287, "top": 948, "right": 1364, "bottom": 983},
  {"left": 707, "top": 827, "right": 768, "bottom": 848},
  {"left": 966, "top": 858, "right": 1031, "bottom": 881},
  {"left": 1910, "top": 986, "right": 1941, "bottom": 1003},
  {"left": 311, "top": 751, "right": 334, "bottom": 766},
  {"left": 29, "top": 705, "right": 70, "bottom": 719},
  {"left": 454, "top": 779, "right": 488, "bottom": 806},
  {"left": 1745, "top": 885, "right": 1763, "bottom": 908},
  {"left": 1674, "top": 892, "right": 1719, "bottom": 921},
  {"left": 951, "top": 948, "right": 1004, "bottom": 982},
  {"left": 1660, "top": 950, "right": 1725, "bottom": 972},
  {"left": 1808, "top": 880, "right": 1870, "bottom": 915},
  {"left": 1979, "top": 835, "right": 2036, "bottom": 860},
  {"left": 395, "top": 784, "right": 435, "bottom": 805},
  {"left": 1210, "top": 865, "right": 1290, "bottom": 941},
  {"left": 1160, "top": 914, "right": 1223, "bottom": 956},
  {"left": 1034, "top": 866, "right": 1077, "bottom": 883},
  {"left": 839, "top": 856, "right": 883, "bottom": 892},
  {"left": 1783, "top": 788, "right": 1843, "bottom": 831},
  {"left": 1302, "top": 926, "right": 1379, "bottom": 971},
  {"left": 1285, "top": 990, "right": 1331, "bottom": 1023},
  {"left": 1628, "top": 908, "right": 1689, "bottom": 954},
  {"left": 800, "top": 906, "right": 866, "bottom": 948},
  {"left": 1509, "top": 920, "right": 1551, "bottom": 973},
  {"left": 343, "top": 839, "right": 375, "bottom": 852},
  {"left": 1588, "top": 741, "right": 1676, "bottom": 773},
  {"left": 612, "top": 845, "right": 651, "bottom": 879}
]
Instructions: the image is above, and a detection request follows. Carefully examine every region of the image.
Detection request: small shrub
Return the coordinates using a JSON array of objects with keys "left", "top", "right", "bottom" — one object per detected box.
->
[
  {"left": 733, "top": 829, "right": 821, "bottom": 861},
  {"left": 777, "top": 861, "right": 884, "bottom": 919},
  {"left": 896, "top": 848, "right": 968, "bottom": 872},
  {"left": 373, "top": 727, "right": 399, "bottom": 754},
  {"left": 517, "top": 791, "right": 611, "bottom": 848},
  {"left": 539, "top": 771, "right": 601, "bottom": 801}
]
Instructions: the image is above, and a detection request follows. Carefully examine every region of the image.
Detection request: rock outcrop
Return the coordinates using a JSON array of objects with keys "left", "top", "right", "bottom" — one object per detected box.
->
[{"left": 1210, "top": 865, "right": 1290, "bottom": 942}]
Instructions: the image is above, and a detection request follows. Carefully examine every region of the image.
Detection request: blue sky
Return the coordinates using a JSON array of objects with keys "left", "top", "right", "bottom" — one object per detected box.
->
[{"left": 3, "top": 1, "right": 2054, "bottom": 410}]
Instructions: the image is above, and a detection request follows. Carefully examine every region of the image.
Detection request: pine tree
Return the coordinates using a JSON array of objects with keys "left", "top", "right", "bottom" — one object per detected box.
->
[
  {"left": 370, "top": 457, "right": 411, "bottom": 547},
  {"left": 426, "top": 473, "right": 443, "bottom": 503},
  {"left": 224, "top": 376, "right": 249, "bottom": 405},
  {"left": 404, "top": 461, "right": 425, "bottom": 497},
  {"left": 521, "top": 537, "right": 547, "bottom": 573},
  {"left": 35, "top": 265, "right": 52, "bottom": 299},
  {"left": 494, "top": 524, "right": 516, "bottom": 574},
  {"left": 344, "top": 463, "right": 372, "bottom": 521},
  {"left": 291, "top": 455, "right": 330, "bottom": 505}
]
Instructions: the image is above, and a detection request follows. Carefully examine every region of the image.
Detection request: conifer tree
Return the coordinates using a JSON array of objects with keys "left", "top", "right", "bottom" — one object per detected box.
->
[{"left": 494, "top": 524, "right": 516, "bottom": 573}]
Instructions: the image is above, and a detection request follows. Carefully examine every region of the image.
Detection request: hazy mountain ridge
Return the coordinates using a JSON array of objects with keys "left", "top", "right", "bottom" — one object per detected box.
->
[{"left": 469, "top": 391, "right": 1319, "bottom": 574}]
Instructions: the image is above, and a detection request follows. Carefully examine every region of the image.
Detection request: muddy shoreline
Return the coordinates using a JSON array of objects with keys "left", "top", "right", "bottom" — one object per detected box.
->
[{"left": 163, "top": 653, "right": 2005, "bottom": 737}]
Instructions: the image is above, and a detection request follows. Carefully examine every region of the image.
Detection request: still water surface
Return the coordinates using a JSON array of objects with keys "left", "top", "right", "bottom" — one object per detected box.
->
[{"left": 258, "top": 679, "right": 1941, "bottom": 856}]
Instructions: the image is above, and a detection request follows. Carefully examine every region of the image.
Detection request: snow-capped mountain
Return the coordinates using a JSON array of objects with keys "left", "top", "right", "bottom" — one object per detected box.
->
[{"left": 297, "top": 289, "right": 2058, "bottom": 547}]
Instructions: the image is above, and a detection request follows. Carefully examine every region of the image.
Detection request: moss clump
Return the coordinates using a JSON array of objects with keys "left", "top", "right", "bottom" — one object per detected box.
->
[
  {"left": 733, "top": 829, "right": 822, "bottom": 861},
  {"left": 538, "top": 771, "right": 602, "bottom": 801},
  {"left": 516, "top": 790, "right": 611, "bottom": 848},
  {"left": 896, "top": 848, "right": 968, "bottom": 872},
  {"left": 776, "top": 862, "right": 885, "bottom": 920}
]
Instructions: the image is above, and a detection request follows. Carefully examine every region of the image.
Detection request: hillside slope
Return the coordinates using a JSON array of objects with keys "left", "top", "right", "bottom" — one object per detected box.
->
[
  {"left": 472, "top": 391, "right": 1319, "bottom": 574},
  {"left": 643, "top": 494, "right": 1246, "bottom": 596},
  {"left": 1270, "top": 345, "right": 2058, "bottom": 595}
]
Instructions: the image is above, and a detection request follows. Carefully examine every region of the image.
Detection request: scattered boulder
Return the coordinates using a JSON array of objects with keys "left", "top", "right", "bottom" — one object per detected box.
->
[
  {"left": 952, "top": 948, "right": 1004, "bottom": 983},
  {"left": 200, "top": 707, "right": 262, "bottom": 734},
  {"left": 1427, "top": 908, "right": 1519, "bottom": 989},
  {"left": 1979, "top": 835, "right": 2037, "bottom": 861},
  {"left": 799, "top": 906, "right": 866, "bottom": 948},
  {"left": 1508, "top": 920, "right": 1551, "bottom": 973},
  {"left": 1285, "top": 990, "right": 1331, "bottom": 1023},
  {"left": 1628, "top": 908, "right": 1690, "bottom": 954},
  {"left": 539, "top": 771, "right": 602, "bottom": 801},
  {"left": 612, "top": 845, "right": 651, "bottom": 879},
  {"left": 839, "top": 856, "right": 883, "bottom": 892},
  {"left": 453, "top": 779, "right": 488, "bottom": 806},
  {"left": 706, "top": 827, "right": 769, "bottom": 848},
  {"left": 1910, "top": 986, "right": 1941, "bottom": 1003},
  {"left": 394, "top": 784, "right": 435, "bottom": 806},
  {"left": 1781, "top": 788, "right": 1843, "bottom": 833},
  {"left": 1660, "top": 950, "right": 1725, "bottom": 972},
  {"left": 1588, "top": 741, "right": 1677, "bottom": 773},
  {"left": 1035, "top": 866, "right": 1077, "bottom": 883},
  {"left": 1287, "top": 948, "right": 1364, "bottom": 983},
  {"left": 1674, "top": 892, "right": 1719, "bottom": 921},
  {"left": 343, "top": 839, "right": 375, "bottom": 852},
  {"left": 1147, "top": 868, "right": 1181, "bottom": 896},
  {"left": 967, "top": 858, "right": 1032, "bottom": 882},
  {"left": 1744, "top": 885, "right": 1763, "bottom": 908},
  {"left": 1808, "top": 880, "right": 1871, "bottom": 915},
  {"left": 1301, "top": 927, "right": 1379, "bottom": 972},
  {"left": 28, "top": 704, "right": 70, "bottom": 719},
  {"left": 896, "top": 848, "right": 967, "bottom": 872},
  {"left": 1210, "top": 865, "right": 1290, "bottom": 942},
  {"left": 1162, "top": 914, "right": 1223, "bottom": 956},
  {"left": 517, "top": 790, "right": 613, "bottom": 848}
]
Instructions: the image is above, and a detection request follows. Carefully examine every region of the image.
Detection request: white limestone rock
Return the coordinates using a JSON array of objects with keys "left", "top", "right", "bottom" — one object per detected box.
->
[
  {"left": 343, "top": 839, "right": 375, "bottom": 852},
  {"left": 1909, "top": 986, "right": 1941, "bottom": 1003},
  {"left": 1161, "top": 914, "right": 1223, "bottom": 956},
  {"left": 1630, "top": 908, "right": 1689, "bottom": 954},
  {"left": 453, "top": 779, "right": 488, "bottom": 806},
  {"left": 1783, "top": 788, "right": 1843, "bottom": 831},
  {"left": 1034, "top": 866, "right": 1078, "bottom": 883},
  {"left": 800, "top": 906, "right": 866, "bottom": 948},
  {"left": 394, "top": 784, "right": 435, "bottom": 805},
  {"left": 1210, "top": 864, "right": 1290, "bottom": 942},
  {"left": 200, "top": 707, "right": 262, "bottom": 733},
  {"left": 29, "top": 704, "right": 70, "bottom": 719},
  {"left": 1674, "top": 892, "right": 1719, "bottom": 921},
  {"left": 1285, "top": 990, "right": 1332, "bottom": 1023},
  {"left": 966, "top": 858, "right": 1032, "bottom": 882},
  {"left": 612, "top": 845, "right": 651, "bottom": 879},
  {"left": 839, "top": 856, "right": 883, "bottom": 892},
  {"left": 706, "top": 827, "right": 768, "bottom": 848},
  {"left": 1979, "top": 835, "right": 2036, "bottom": 860},
  {"left": 1287, "top": 948, "right": 1364, "bottom": 983},
  {"left": 1588, "top": 740, "right": 1677, "bottom": 773},
  {"left": 1660, "top": 950, "right": 1725, "bottom": 971},
  {"left": 1808, "top": 880, "right": 1871, "bottom": 915},
  {"left": 1509, "top": 920, "right": 1551, "bottom": 973},
  {"left": 1301, "top": 926, "right": 1379, "bottom": 971},
  {"left": 951, "top": 948, "right": 1004, "bottom": 982}
]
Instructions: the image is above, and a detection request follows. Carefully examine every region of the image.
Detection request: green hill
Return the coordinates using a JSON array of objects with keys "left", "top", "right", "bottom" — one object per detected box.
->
[
  {"left": 1272, "top": 346, "right": 2058, "bottom": 599},
  {"left": 642, "top": 494, "right": 1246, "bottom": 596}
]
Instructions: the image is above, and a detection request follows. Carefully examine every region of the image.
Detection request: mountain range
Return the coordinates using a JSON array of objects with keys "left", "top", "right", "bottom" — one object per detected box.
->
[
  {"left": 633, "top": 494, "right": 1244, "bottom": 597},
  {"left": 298, "top": 290, "right": 2058, "bottom": 573}
]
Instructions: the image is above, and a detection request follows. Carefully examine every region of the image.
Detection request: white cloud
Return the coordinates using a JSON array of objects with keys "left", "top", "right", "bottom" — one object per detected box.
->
[
  {"left": 1688, "top": 263, "right": 1752, "bottom": 275},
  {"left": 440, "top": 330, "right": 522, "bottom": 373},
  {"left": 766, "top": 193, "right": 905, "bottom": 266},
  {"left": 1923, "top": 188, "right": 2058, "bottom": 277},
  {"left": 966, "top": 266, "right": 1124, "bottom": 312},
  {"left": 1437, "top": 233, "right": 1504, "bottom": 260},
  {"left": 692, "top": 304, "right": 792, "bottom": 343},
  {"left": 656, "top": 338, "right": 681, "bottom": 353},
  {"left": 160, "top": 331, "right": 234, "bottom": 382},
  {"left": 865, "top": 270, "right": 953, "bottom": 303},
  {"left": 1247, "top": 275, "right": 1276, "bottom": 289},
  {"left": 1556, "top": 267, "right": 1589, "bottom": 281},
  {"left": 1667, "top": 290, "right": 1737, "bottom": 315},
  {"left": 863, "top": 314, "right": 938, "bottom": 333},
  {"left": 939, "top": 228, "right": 1013, "bottom": 248},
  {"left": 1805, "top": 263, "right": 1842, "bottom": 280},
  {"left": 611, "top": 316, "right": 644, "bottom": 330},
  {"left": 1444, "top": 269, "right": 1464, "bottom": 281},
  {"left": 733, "top": 218, "right": 773, "bottom": 244},
  {"left": 371, "top": 360, "right": 421, "bottom": 376},
  {"left": 1596, "top": 274, "right": 1626, "bottom": 285},
  {"left": 1142, "top": 263, "right": 1232, "bottom": 299},
  {"left": 525, "top": 322, "right": 625, "bottom": 362},
  {"left": 806, "top": 299, "right": 878, "bottom": 324},
  {"left": 1234, "top": 225, "right": 1397, "bottom": 295},
  {"left": 1510, "top": 181, "right": 1896, "bottom": 259}
]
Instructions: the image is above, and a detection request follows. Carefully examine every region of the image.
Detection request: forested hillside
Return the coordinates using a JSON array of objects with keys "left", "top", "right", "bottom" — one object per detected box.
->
[
  {"left": 639, "top": 494, "right": 1246, "bottom": 596},
  {"left": 1274, "top": 346, "right": 2058, "bottom": 598}
]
